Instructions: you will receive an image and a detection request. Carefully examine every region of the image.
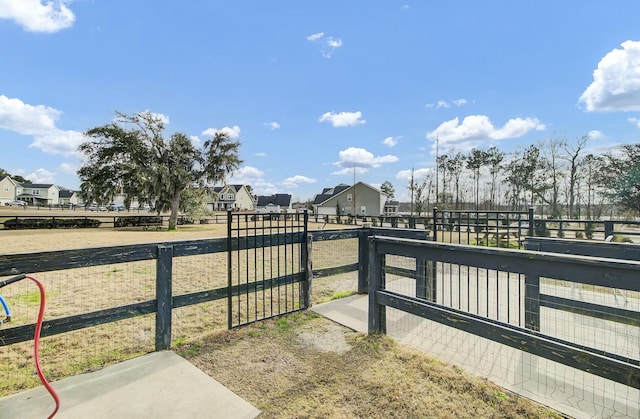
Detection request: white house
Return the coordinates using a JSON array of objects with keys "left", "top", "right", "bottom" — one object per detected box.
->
[
  {"left": 0, "top": 176, "right": 21, "bottom": 204},
  {"left": 208, "top": 184, "right": 254, "bottom": 211},
  {"left": 312, "top": 182, "right": 388, "bottom": 216},
  {"left": 16, "top": 182, "right": 61, "bottom": 206}
]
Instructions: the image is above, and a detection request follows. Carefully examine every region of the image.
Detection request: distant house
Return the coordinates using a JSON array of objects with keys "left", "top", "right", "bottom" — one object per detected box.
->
[
  {"left": 58, "top": 188, "right": 81, "bottom": 207},
  {"left": 0, "top": 176, "right": 22, "bottom": 204},
  {"left": 255, "top": 194, "right": 292, "bottom": 213},
  {"left": 1, "top": 176, "right": 83, "bottom": 206},
  {"left": 208, "top": 184, "right": 254, "bottom": 211},
  {"left": 16, "top": 182, "right": 60, "bottom": 206},
  {"left": 312, "top": 182, "right": 388, "bottom": 216},
  {"left": 383, "top": 200, "right": 400, "bottom": 216}
]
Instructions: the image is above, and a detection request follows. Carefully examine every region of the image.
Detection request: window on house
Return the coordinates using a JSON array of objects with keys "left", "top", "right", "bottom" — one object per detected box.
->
[
  {"left": 3, "top": 186, "right": 8, "bottom": 192},
  {"left": 347, "top": 193, "right": 352, "bottom": 202},
  {"left": 33, "top": 189, "right": 40, "bottom": 195}
]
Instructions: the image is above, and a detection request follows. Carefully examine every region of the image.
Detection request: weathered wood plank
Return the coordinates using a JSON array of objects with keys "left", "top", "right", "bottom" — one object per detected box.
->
[
  {"left": 0, "top": 300, "right": 156, "bottom": 346},
  {"left": 377, "top": 290, "right": 640, "bottom": 388},
  {"left": 540, "top": 294, "right": 640, "bottom": 327},
  {"left": 373, "top": 236, "right": 640, "bottom": 291}
]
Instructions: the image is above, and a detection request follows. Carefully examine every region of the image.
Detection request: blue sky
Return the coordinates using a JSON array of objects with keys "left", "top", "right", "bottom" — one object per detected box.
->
[{"left": 1, "top": 1, "right": 640, "bottom": 202}]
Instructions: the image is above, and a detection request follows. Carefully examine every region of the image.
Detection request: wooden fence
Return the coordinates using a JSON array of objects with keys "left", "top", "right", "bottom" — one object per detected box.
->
[{"left": 367, "top": 235, "right": 640, "bottom": 389}]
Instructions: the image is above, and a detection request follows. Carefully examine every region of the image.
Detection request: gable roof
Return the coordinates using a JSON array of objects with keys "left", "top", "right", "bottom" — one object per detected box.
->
[
  {"left": 256, "top": 194, "right": 291, "bottom": 207},
  {"left": 313, "top": 182, "right": 385, "bottom": 205}
]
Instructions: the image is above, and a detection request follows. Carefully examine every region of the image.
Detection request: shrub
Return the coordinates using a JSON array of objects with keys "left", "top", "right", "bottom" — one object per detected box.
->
[
  {"left": 4, "top": 218, "right": 101, "bottom": 229},
  {"left": 575, "top": 231, "right": 584, "bottom": 239}
]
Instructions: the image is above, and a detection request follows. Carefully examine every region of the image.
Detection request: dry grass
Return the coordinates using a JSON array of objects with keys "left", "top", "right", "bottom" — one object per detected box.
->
[
  {"left": 2, "top": 210, "right": 563, "bottom": 416},
  {"left": 179, "top": 311, "right": 562, "bottom": 418}
]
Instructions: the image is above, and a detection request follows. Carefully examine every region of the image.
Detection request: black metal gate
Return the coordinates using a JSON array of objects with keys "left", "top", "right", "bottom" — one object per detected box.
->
[{"left": 227, "top": 211, "right": 310, "bottom": 328}]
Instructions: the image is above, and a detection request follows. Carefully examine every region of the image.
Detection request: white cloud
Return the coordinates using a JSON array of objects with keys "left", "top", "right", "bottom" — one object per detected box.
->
[
  {"left": 282, "top": 175, "right": 317, "bottom": 189},
  {"left": 263, "top": 121, "right": 280, "bottom": 130},
  {"left": 202, "top": 125, "right": 241, "bottom": 139},
  {"left": 629, "top": 117, "right": 640, "bottom": 129},
  {"left": 0, "top": 0, "right": 75, "bottom": 33},
  {"left": 579, "top": 40, "right": 640, "bottom": 112},
  {"left": 426, "top": 115, "right": 545, "bottom": 149},
  {"left": 140, "top": 110, "right": 170, "bottom": 125},
  {"left": 426, "top": 98, "right": 468, "bottom": 109},
  {"left": 306, "top": 32, "right": 324, "bottom": 41},
  {"left": 26, "top": 168, "right": 56, "bottom": 184},
  {"left": 333, "top": 147, "right": 398, "bottom": 175},
  {"left": 382, "top": 136, "right": 399, "bottom": 147},
  {"left": 254, "top": 152, "right": 268, "bottom": 157},
  {"left": 307, "top": 31, "right": 343, "bottom": 58},
  {"left": 587, "top": 130, "right": 605, "bottom": 140},
  {"left": 0, "top": 95, "right": 84, "bottom": 155},
  {"left": 318, "top": 111, "right": 365, "bottom": 127},
  {"left": 227, "top": 166, "right": 277, "bottom": 195},
  {"left": 395, "top": 168, "right": 433, "bottom": 182},
  {"left": 58, "top": 162, "right": 76, "bottom": 174}
]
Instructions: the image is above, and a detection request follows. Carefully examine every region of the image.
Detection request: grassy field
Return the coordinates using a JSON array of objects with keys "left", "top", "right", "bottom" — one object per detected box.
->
[{"left": 0, "top": 209, "right": 563, "bottom": 417}]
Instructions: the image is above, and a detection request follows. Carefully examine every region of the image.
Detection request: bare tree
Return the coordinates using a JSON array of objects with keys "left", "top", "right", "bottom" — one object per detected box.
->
[{"left": 560, "top": 135, "right": 588, "bottom": 218}]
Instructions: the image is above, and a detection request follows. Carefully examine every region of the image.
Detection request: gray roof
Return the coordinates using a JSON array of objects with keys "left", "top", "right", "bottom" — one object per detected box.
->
[
  {"left": 256, "top": 194, "right": 291, "bottom": 207},
  {"left": 312, "top": 183, "right": 351, "bottom": 205}
]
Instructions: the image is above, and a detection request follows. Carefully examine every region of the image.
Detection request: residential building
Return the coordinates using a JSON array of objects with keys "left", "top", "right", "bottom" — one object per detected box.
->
[
  {"left": 383, "top": 200, "right": 400, "bottom": 216},
  {"left": 59, "top": 188, "right": 81, "bottom": 207},
  {"left": 312, "top": 182, "right": 388, "bottom": 216},
  {"left": 255, "top": 194, "right": 292, "bottom": 213},
  {"left": 0, "top": 176, "right": 21, "bottom": 204},
  {"left": 208, "top": 184, "right": 254, "bottom": 211},
  {"left": 17, "top": 182, "right": 60, "bottom": 206}
]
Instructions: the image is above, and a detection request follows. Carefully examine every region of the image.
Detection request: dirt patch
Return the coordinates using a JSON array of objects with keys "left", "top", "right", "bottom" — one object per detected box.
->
[{"left": 179, "top": 312, "right": 561, "bottom": 419}]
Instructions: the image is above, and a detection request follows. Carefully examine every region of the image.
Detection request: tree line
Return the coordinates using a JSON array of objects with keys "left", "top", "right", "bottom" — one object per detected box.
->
[{"left": 385, "top": 137, "right": 640, "bottom": 219}]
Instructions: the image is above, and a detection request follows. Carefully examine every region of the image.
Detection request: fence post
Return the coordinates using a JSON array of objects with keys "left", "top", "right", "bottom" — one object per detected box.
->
[
  {"left": 303, "top": 233, "right": 313, "bottom": 307},
  {"left": 524, "top": 272, "right": 540, "bottom": 332},
  {"left": 432, "top": 207, "right": 438, "bottom": 242},
  {"left": 368, "top": 237, "right": 386, "bottom": 334},
  {"left": 528, "top": 207, "right": 534, "bottom": 238},
  {"left": 358, "top": 228, "right": 370, "bottom": 293},
  {"left": 604, "top": 221, "right": 614, "bottom": 239},
  {"left": 155, "top": 245, "right": 173, "bottom": 351}
]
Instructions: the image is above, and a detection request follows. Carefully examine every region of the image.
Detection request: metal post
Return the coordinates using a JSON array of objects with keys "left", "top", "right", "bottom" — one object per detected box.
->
[
  {"left": 524, "top": 271, "right": 540, "bottom": 332},
  {"left": 432, "top": 207, "right": 438, "bottom": 242},
  {"left": 303, "top": 233, "right": 313, "bottom": 307},
  {"left": 604, "top": 221, "right": 614, "bottom": 239},
  {"left": 155, "top": 245, "right": 173, "bottom": 350}
]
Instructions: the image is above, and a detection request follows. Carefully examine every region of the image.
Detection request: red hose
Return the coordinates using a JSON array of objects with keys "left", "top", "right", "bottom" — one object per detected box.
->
[{"left": 26, "top": 275, "right": 60, "bottom": 419}]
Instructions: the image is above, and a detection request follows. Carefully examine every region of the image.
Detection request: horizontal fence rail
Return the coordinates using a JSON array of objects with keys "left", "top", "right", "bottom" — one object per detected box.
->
[{"left": 367, "top": 236, "right": 640, "bottom": 389}]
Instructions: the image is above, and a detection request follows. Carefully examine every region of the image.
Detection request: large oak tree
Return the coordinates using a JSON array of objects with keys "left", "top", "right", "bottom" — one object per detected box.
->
[{"left": 78, "top": 111, "right": 241, "bottom": 230}]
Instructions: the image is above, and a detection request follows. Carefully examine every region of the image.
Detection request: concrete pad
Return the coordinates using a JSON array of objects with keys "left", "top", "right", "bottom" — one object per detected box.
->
[
  {"left": 312, "top": 294, "right": 368, "bottom": 333},
  {"left": 0, "top": 351, "right": 260, "bottom": 419}
]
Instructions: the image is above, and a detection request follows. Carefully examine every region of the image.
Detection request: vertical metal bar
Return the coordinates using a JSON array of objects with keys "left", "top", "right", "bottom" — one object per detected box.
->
[
  {"left": 155, "top": 244, "right": 173, "bottom": 350},
  {"left": 432, "top": 208, "right": 438, "bottom": 242},
  {"left": 524, "top": 271, "right": 541, "bottom": 331},
  {"left": 368, "top": 237, "right": 386, "bottom": 334},
  {"left": 303, "top": 232, "right": 312, "bottom": 308},
  {"left": 227, "top": 210, "right": 233, "bottom": 329}
]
